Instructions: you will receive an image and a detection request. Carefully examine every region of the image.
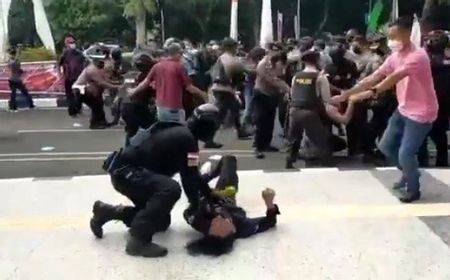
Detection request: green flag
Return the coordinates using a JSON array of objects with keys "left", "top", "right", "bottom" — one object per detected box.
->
[{"left": 367, "top": 0, "right": 384, "bottom": 33}]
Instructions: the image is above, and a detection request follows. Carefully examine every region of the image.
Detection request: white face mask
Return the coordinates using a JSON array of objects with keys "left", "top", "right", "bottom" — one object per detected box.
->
[
  {"left": 387, "top": 40, "right": 403, "bottom": 53},
  {"left": 68, "top": 44, "right": 76, "bottom": 49}
]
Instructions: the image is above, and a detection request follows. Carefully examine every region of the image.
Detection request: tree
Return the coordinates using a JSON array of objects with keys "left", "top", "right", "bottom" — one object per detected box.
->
[
  {"left": 44, "top": 0, "right": 129, "bottom": 48},
  {"left": 123, "top": 0, "right": 158, "bottom": 47}
]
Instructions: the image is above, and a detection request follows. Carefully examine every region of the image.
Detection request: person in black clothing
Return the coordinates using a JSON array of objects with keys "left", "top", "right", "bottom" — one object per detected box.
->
[
  {"left": 89, "top": 104, "right": 221, "bottom": 258},
  {"left": 184, "top": 155, "right": 279, "bottom": 256},
  {"left": 58, "top": 37, "right": 85, "bottom": 117},
  {"left": 121, "top": 53, "right": 157, "bottom": 145},
  {"left": 419, "top": 30, "right": 450, "bottom": 167},
  {"left": 7, "top": 48, "right": 34, "bottom": 112},
  {"left": 326, "top": 47, "right": 367, "bottom": 157}
]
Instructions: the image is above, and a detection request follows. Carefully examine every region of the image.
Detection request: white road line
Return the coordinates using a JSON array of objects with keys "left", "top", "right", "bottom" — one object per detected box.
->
[
  {"left": 0, "top": 154, "right": 256, "bottom": 162},
  {"left": 0, "top": 150, "right": 254, "bottom": 157},
  {"left": 17, "top": 129, "right": 123, "bottom": 133}
]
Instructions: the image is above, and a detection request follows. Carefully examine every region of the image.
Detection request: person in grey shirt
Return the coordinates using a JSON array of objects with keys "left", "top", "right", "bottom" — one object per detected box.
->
[{"left": 7, "top": 48, "right": 34, "bottom": 112}]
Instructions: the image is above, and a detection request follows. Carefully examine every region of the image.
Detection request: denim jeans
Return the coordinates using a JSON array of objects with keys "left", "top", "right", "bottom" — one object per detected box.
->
[
  {"left": 378, "top": 110, "right": 433, "bottom": 193},
  {"left": 243, "top": 83, "right": 254, "bottom": 124},
  {"left": 157, "top": 106, "right": 186, "bottom": 123}
]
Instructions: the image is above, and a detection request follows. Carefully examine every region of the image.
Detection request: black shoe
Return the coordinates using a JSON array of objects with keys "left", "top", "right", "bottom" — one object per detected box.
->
[
  {"left": 125, "top": 236, "right": 168, "bottom": 258},
  {"left": 397, "top": 190, "right": 421, "bottom": 203},
  {"left": 255, "top": 151, "right": 265, "bottom": 159},
  {"left": 286, "top": 160, "right": 295, "bottom": 169},
  {"left": 204, "top": 141, "right": 223, "bottom": 149},
  {"left": 90, "top": 124, "right": 107, "bottom": 130},
  {"left": 263, "top": 146, "right": 279, "bottom": 152},
  {"left": 90, "top": 201, "right": 122, "bottom": 239},
  {"left": 238, "top": 129, "right": 252, "bottom": 139}
]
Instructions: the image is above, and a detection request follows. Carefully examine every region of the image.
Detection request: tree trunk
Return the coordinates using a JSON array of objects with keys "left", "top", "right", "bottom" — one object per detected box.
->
[{"left": 135, "top": 9, "right": 146, "bottom": 48}]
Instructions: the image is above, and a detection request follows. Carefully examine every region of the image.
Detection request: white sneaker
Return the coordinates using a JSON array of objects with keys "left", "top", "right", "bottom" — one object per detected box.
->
[{"left": 8, "top": 109, "right": 18, "bottom": 113}]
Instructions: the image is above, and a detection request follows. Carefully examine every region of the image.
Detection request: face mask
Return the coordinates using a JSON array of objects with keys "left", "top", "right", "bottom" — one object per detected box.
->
[
  {"left": 68, "top": 44, "right": 76, "bottom": 49},
  {"left": 388, "top": 40, "right": 403, "bottom": 52}
]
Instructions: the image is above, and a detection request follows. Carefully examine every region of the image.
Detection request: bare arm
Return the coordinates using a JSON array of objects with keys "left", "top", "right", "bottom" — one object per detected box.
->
[
  {"left": 257, "top": 59, "right": 290, "bottom": 93},
  {"left": 326, "top": 101, "right": 355, "bottom": 125},
  {"left": 186, "top": 84, "right": 207, "bottom": 102},
  {"left": 129, "top": 76, "right": 151, "bottom": 98}
]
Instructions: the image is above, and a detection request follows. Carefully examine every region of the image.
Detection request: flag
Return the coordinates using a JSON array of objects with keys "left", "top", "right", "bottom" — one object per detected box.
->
[
  {"left": 277, "top": 11, "right": 283, "bottom": 42},
  {"left": 367, "top": 0, "right": 384, "bottom": 33},
  {"left": 260, "top": 0, "right": 273, "bottom": 48},
  {"left": 0, "top": 0, "right": 12, "bottom": 62},
  {"left": 411, "top": 14, "right": 421, "bottom": 48},
  {"left": 391, "top": 0, "right": 399, "bottom": 21},
  {"left": 229, "top": 0, "right": 239, "bottom": 40},
  {"left": 32, "top": 0, "right": 56, "bottom": 53}
]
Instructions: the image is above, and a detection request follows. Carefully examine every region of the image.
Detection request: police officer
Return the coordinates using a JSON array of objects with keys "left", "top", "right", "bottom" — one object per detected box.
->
[
  {"left": 419, "top": 31, "right": 450, "bottom": 167},
  {"left": 121, "top": 53, "right": 157, "bottom": 145},
  {"left": 89, "top": 104, "right": 221, "bottom": 258},
  {"left": 286, "top": 51, "right": 332, "bottom": 169}
]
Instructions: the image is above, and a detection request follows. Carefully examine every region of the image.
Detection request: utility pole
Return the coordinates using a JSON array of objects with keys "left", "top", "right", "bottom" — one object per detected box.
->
[{"left": 296, "top": 0, "right": 301, "bottom": 40}]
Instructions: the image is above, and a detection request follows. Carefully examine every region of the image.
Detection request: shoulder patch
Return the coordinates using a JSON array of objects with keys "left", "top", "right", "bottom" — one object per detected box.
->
[{"left": 187, "top": 152, "right": 200, "bottom": 167}]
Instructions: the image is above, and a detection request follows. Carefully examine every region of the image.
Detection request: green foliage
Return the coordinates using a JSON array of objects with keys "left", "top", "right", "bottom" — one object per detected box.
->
[{"left": 18, "top": 47, "right": 57, "bottom": 62}]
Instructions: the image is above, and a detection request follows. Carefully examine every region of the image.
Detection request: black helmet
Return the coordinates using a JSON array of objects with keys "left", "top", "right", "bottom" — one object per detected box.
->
[
  {"left": 187, "top": 104, "right": 220, "bottom": 142},
  {"left": 111, "top": 47, "right": 122, "bottom": 61},
  {"left": 133, "top": 53, "right": 155, "bottom": 73},
  {"left": 426, "top": 30, "right": 449, "bottom": 54}
]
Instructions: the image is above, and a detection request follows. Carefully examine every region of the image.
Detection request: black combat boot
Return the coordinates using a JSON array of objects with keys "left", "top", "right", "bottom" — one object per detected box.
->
[
  {"left": 90, "top": 201, "right": 127, "bottom": 239},
  {"left": 125, "top": 236, "right": 168, "bottom": 258}
]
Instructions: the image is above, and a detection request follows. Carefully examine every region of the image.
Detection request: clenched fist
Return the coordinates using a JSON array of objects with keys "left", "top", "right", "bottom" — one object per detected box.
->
[{"left": 262, "top": 188, "right": 276, "bottom": 208}]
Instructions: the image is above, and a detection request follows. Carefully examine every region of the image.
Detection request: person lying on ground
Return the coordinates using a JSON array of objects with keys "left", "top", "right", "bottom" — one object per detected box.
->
[{"left": 184, "top": 155, "right": 280, "bottom": 256}]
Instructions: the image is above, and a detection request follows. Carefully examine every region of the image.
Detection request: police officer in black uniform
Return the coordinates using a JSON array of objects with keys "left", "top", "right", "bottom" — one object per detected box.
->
[
  {"left": 89, "top": 104, "right": 221, "bottom": 258},
  {"left": 286, "top": 51, "right": 332, "bottom": 169},
  {"left": 419, "top": 31, "right": 450, "bottom": 167}
]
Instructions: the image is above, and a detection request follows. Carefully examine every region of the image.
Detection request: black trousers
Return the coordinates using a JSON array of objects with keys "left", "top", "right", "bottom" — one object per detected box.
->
[
  {"left": 8, "top": 80, "right": 34, "bottom": 110},
  {"left": 81, "top": 92, "right": 107, "bottom": 126},
  {"left": 111, "top": 165, "right": 182, "bottom": 242},
  {"left": 365, "top": 105, "right": 395, "bottom": 153},
  {"left": 121, "top": 102, "right": 155, "bottom": 145},
  {"left": 346, "top": 103, "right": 369, "bottom": 156},
  {"left": 253, "top": 91, "right": 278, "bottom": 151},
  {"left": 213, "top": 90, "right": 241, "bottom": 130},
  {"left": 418, "top": 117, "right": 449, "bottom": 167},
  {"left": 66, "top": 81, "right": 82, "bottom": 116}
]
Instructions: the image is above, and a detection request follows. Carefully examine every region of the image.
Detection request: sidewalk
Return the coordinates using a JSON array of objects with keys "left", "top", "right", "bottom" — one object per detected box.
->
[{"left": 2, "top": 169, "right": 450, "bottom": 280}]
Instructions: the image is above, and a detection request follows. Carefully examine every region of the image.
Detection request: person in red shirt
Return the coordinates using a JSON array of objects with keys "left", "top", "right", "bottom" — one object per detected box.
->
[{"left": 131, "top": 43, "right": 206, "bottom": 123}]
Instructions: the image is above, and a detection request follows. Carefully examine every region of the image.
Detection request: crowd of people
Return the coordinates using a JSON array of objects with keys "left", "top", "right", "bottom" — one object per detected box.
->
[{"left": 5, "top": 16, "right": 450, "bottom": 256}]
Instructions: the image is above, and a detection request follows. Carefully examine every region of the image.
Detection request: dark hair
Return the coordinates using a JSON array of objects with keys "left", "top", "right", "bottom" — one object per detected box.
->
[
  {"left": 270, "top": 51, "right": 287, "bottom": 65},
  {"left": 389, "top": 16, "right": 413, "bottom": 31},
  {"left": 301, "top": 50, "right": 320, "bottom": 65},
  {"left": 186, "top": 235, "right": 235, "bottom": 256},
  {"left": 8, "top": 48, "right": 17, "bottom": 56},
  {"left": 247, "top": 47, "right": 266, "bottom": 62}
]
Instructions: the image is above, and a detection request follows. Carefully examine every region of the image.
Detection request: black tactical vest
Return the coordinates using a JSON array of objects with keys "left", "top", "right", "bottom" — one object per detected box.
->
[{"left": 290, "top": 72, "right": 321, "bottom": 110}]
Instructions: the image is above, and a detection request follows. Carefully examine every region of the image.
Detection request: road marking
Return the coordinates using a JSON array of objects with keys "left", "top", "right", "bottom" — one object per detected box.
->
[
  {"left": 0, "top": 154, "right": 256, "bottom": 162},
  {"left": 3, "top": 203, "right": 450, "bottom": 230},
  {"left": 17, "top": 129, "right": 123, "bottom": 133},
  {"left": 0, "top": 150, "right": 254, "bottom": 158}
]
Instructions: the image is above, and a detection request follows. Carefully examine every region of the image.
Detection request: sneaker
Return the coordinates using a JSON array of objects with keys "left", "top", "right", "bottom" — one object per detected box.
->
[
  {"left": 8, "top": 109, "right": 18, "bottom": 113},
  {"left": 125, "top": 236, "right": 168, "bottom": 258},
  {"left": 392, "top": 182, "right": 406, "bottom": 191},
  {"left": 397, "top": 190, "right": 421, "bottom": 203},
  {"left": 89, "top": 124, "right": 107, "bottom": 130},
  {"left": 255, "top": 150, "right": 265, "bottom": 159}
]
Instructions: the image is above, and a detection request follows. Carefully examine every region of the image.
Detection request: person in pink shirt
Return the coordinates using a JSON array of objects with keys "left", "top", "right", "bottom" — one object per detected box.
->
[{"left": 334, "top": 17, "right": 439, "bottom": 203}]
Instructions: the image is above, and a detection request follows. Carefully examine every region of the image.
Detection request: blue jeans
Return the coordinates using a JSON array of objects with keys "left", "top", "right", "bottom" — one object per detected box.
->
[
  {"left": 243, "top": 83, "right": 254, "bottom": 124},
  {"left": 157, "top": 106, "right": 186, "bottom": 123},
  {"left": 378, "top": 110, "right": 433, "bottom": 193}
]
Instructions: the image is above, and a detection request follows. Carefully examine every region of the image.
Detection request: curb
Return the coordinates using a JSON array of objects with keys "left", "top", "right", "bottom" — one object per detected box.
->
[{"left": 0, "top": 97, "right": 67, "bottom": 110}]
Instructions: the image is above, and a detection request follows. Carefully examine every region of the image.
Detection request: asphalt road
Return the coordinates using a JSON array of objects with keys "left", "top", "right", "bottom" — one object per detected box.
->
[{"left": 0, "top": 107, "right": 445, "bottom": 179}]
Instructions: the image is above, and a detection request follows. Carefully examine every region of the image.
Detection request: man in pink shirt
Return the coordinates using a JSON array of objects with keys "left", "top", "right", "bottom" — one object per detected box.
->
[
  {"left": 335, "top": 17, "right": 439, "bottom": 203},
  {"left": 131, "top": 43, "right": 206, "bottom": 123}
]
